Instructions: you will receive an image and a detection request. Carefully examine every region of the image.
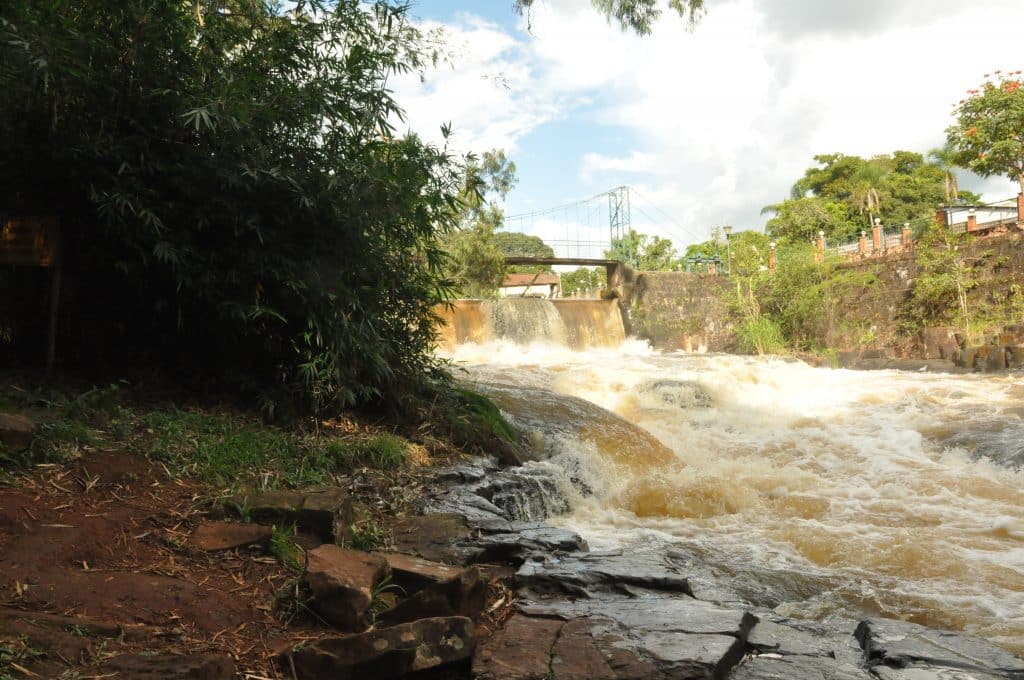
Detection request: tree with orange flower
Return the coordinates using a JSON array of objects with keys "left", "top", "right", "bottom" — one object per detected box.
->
[{"left": 946, "top": 71, "right": 1024, "bottom": 195}]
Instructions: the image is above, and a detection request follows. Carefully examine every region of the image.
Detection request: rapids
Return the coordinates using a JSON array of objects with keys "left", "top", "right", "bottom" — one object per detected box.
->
[{"left": 443, "top": 338, "right": 1024, "bottom": 654}]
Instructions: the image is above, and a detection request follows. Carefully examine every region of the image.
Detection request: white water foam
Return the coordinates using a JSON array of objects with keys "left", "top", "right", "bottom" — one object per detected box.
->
[{"left": 453, "top": 343, "right": 1024, "bottom": 653}]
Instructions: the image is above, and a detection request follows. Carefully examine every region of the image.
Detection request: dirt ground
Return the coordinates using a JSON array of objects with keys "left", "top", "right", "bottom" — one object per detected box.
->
[{"left": 0, "top": 450, "right": 353, "bottom": 678}]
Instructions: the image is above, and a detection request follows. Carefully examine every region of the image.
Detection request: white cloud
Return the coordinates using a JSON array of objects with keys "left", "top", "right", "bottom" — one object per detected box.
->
[{"left": 397, "top": 0, "right": 1024, "bottom": 249}]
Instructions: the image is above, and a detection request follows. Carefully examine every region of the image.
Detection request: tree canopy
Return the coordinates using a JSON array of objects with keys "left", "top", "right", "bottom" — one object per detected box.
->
[
  {"left": 764, "top": 151, "right": 976, "bottom": 244},
  {"left": 606, "top": 229, "right": 677, "bottom": 270},
  {"left": 947, "top": 71, "right": 1024, "bottom": 195},
  {"left": 0, "top": 0, "right": 463, "bottom": 417}
]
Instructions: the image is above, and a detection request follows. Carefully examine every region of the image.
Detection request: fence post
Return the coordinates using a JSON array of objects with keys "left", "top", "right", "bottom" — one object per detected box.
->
[
  {"left": 816, "top": 230, "right": 825, "bottom": 262},
  {"left": 966, "top": 208, "right": 977, "bottom": 233},
  {"left": 902, "top": 222, "right": 912, "bottom": 248},
  {"left": 858, "top": 231, "right": 867, "bottom": 256},
  {"left": 871, "top": 218, "right": 882, "bottom": 250},
  {"left": 768, "top": 241, "right": 776, "bottom": 273},
  {"left": 1017, "top": 193, "right": 1024, "bottom": 227},
  {"left": 935, "top": 208, "right": 947, "bottom": 227},
  {"left": 709, "top": 261, "right": 717, "bottom": 275}
]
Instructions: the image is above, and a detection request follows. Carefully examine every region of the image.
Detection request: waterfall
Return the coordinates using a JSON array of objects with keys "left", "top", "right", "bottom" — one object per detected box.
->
[{"left": 436, "top": 298, "right": 625, "bottom": 351}]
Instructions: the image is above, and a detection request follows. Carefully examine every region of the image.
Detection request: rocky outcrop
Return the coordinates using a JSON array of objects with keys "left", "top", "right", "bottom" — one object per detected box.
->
[
  {"left": 856, "top": 618, "right": 1024, "bottom": 678},
  {"left": 375, "top": 566, "right": 487, "bottom": 626},
  {"left": 373, "top": 551, "right": 464, "bottom": 594},
  {"left": 280, "top": 616, "right": 475, "bottom": 679},
  {"left": 303, "top": 545, "right": 388, "bottom": 631}
]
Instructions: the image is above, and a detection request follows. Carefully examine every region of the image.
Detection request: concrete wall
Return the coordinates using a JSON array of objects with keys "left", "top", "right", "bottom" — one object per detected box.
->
[
  {"left": 621, "top": 231, "right": 1024, "bottom": 355},
  {"left": 624, "top": 271, "right": 735, "bottom": 351}
]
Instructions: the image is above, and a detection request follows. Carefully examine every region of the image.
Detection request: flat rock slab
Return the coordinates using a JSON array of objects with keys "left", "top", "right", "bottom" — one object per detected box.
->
[
  {"left": 376, "top": 566, "right": 486, "bottom": 626},
  {"left": 523, "top": 592, "right": 755, "bottom": 637},
  {"left": 305, "top": 545, "right": 388, "bottom": 631},
  {"left": 101, "top": 653, "right": 235, "bottom": 679},
  {"left": 476, "top": 523, "right": 588, "bottom": 564},
  {"left": 373, "top": 551, "right": 464, "bottom": 594},
  {"left": 229, "top": 487, "right": 353, "bottom": 542},
  {"left": 747, "top": 620, "right": 856, "bottom": 659},
  {"left": 856, "top": 618, "right": 1024, "bottom": 677},
  {"left": 870, "top": 665, "right": 1010, "bottom": 679},
  {"left": 283, "top": 616, "right": 475, "bottom": 679},
  {"left": 731, "top": 653, "right": 871, "bottom": 679},
  {"left": 391, "top": 513, "right": 474, "bottom": 564},
  {"left": 517, "top": 548, "right": 692, "bottom": 598},
  {"left": 0, "top": 413, "right": 36, "bottom": 451},
  {"left": 473, "top": 614, "right": 564, "bottom": 680},
  {"left": 190, "top": 521, "right": 272, "bottom": 551}
]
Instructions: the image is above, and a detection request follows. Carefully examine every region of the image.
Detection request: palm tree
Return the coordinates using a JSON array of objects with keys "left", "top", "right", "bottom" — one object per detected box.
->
[
  {"left": 928, "top": 143, "right": 960, "bottom": 203},
  {"left": 851, "top": 163, "right": 885, "bottom": 225}
]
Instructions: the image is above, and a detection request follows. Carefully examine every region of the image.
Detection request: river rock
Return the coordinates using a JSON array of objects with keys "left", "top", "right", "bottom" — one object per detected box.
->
[
  {"left": 855, "top": 618, "right": 1024, "bottom": 677},
  {"left": 229, "top": 488, "right": 353, "bottom": 542},
  {"left": 101, "top": 653, "right": 234, "bottom": 679},
  {"left": 304, "top": 545, "right": 388, "bottom": 631},
  {"left": 517, "top": 548, "right": 692, "bottom": 598},
  {"left": 0, "top": 413, "right": 36, "bottom": 451},
  {"left": 426, "top": 486, "right": 513, "bottom": 532},
  {"left": 375, "top": 566, "right": 486, "bottom": 626},
  {"left": 282, "top": 616, "right": 475, "bottom": 679},
  {"left": 475, "top": 523, "right": 588, "bottom": 564},
  {"left": 520, "top": 592, "right": 756, "bottom": 678},
  {"left": 391, "top": 513, "right": 474, "bottom": 564},
  {"left": 190, "top": 521, "right": 272, "bottom": 551},
  {"left": 373, "top": 551, "right": 464, "bottom": 594},
  {"left": 731, "top": 653, "right": 870, "bottom": 679},
  {"left": 921, "top": 327, "right": 962, "bottom": 361},
  {"left": 473, "top": 614, "right": 564, "bottom": 680},
  {"left": 472, "top": 614, "right": 661, "bottom": 680}
]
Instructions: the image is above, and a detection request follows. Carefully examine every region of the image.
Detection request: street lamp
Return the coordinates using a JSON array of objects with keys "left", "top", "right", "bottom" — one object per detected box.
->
[{"left": 723, "top": 225, "right": 733, "bottom": 274}]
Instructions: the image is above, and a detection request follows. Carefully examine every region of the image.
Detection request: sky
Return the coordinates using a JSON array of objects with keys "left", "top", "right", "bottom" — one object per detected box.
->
[{"left": 391, "top": 0, "right": 1024, "bottom": 254}]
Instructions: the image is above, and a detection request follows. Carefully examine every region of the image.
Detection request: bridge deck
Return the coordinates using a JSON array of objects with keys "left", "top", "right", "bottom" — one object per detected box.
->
[{"left": 504, "top": 257, "right": 621, "bottom": 267}]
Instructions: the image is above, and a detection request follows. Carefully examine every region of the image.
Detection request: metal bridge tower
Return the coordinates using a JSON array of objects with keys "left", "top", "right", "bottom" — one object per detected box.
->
[{"left": 607, "top": 185, "right": 633, "bottom": 263}]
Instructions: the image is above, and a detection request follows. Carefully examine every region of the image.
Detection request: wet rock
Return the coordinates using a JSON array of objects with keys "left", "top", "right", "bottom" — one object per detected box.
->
[
  {"left": 101, "top": 653, "right": 234, "bottom": 679},
  {"left": 855, "top": 618, "right": 1024, "bottom": 677},
  {"left": 870, "top": 665, "right": 1008, "bottom": 679},
  {"left": 472, "top": 614, "right": 563, "bottom": 680},
  {"left": 985, "top": 347, "right": 1008, "bottom": 372},
  {"left": 0, "top": 413, "right": 36, "bottom": 451},
  {"left": 1007, "top": 346, "right": 1024, "bottom": 370},
  {"left": 731, "top": 653, "right": 870, "bottom": 679},
  {"left": 521, "top": 592, "right": 755, "bottom": 678},
  {"left": 373, "top": 551, "right": 464, "bottom": 595},
  {"left": 229, "top": 488, "right": 353, "bottom": 542},
  {"left": 921, "top": 327, "right": 962, "bottom": 361},
  {"left": 426, "top": 487, "right": 512, "bottom": 533},
  {"left": 554, "top": 617, "right": 662, "bottom": 679},
  {"left": 477, "top": 523, "right": 588, "bottom": 564},
  {"left": 282, "top": 616, "right": 475, "bottom": 679},
  {"left": 304, "top": 545, "right": 388, "bottom": 631},
  {"left": 375, "top": 566, "right": 486, "bottom": 626},
  {"left": 517, "top": 548, "right": 691, "bottom": 598},
  {"left": 189, "top": 521, "right": 272, "bottom": 551},
  {"left": 391, "top": 513, "right": 474, "bottom": 564},
  {"left": 747, "top": 620, "right": 852, "bottom": 659}
]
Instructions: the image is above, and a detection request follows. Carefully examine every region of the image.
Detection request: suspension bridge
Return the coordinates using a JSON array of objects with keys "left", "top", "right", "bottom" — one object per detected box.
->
[{"left": 503, "top": 185, "right": 704, "bottom": 262}]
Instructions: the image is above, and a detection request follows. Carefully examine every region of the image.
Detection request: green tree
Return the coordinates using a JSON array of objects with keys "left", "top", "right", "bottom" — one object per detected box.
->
[
  {"left": 0, "top": 1, "right": 461, "bottom": 416},
  {"left": 493, "top": 231, "right": 554, "bottom": 275},
  {"left": 515, "top": 0, "right": 705, "bottom": 35},
  {"left": 928, "top": 142, "right": 961, "bottom": 203},
  {"left": 947, "top": 72, "right": 1024, "bottom": 195},
  {"left": 560, "top": 267, "right": 607, "bottom": 297},
  {"left": 442, "top": 150, "right": 518, "bottom": 297},
  {"left": 762, "top": 197, "right": 854, "bottom": 244},
  {"left": 904, "top": 224, "right": 978, "bottom": 332},
  {"left": 606, "top": 229, "right": 677, "bottom": 270}
]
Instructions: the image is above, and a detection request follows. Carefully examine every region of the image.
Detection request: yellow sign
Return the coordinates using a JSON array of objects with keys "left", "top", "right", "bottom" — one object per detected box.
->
[{"left": 0, "top": 217, "right": 60, "bottom": 267}]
